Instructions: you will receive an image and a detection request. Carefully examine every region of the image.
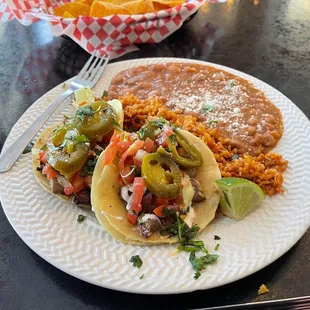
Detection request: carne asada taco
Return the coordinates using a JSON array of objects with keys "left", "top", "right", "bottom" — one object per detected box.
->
[
  {"left": 91, "top": 118, "right": 221, "bottom": 244},
  {"left": 32, "top": 88, "right": 123, "bottom": 208}
]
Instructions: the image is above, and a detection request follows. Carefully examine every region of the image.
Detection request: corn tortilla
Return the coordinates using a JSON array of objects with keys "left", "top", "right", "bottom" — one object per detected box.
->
[{"left": 91, "top": 129, "right": 221, "bottom": 244}]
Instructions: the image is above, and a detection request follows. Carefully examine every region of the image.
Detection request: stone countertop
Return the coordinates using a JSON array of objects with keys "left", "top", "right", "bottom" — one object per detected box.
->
[{"left": 0, "top": 0, "right": 309, "bottom": 308}]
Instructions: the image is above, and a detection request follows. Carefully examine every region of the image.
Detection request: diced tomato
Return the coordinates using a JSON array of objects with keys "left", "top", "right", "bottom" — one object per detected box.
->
[
  {"left": 38, "top": 151, "right": 48, "bottom": 164},
  {"left": 127, "top": 212, "right": 138, "bottom": 225},
  {"left": 118, "top": 140, "right": 131, "bottom": 155},
  {"left": 42, "top": 164, "right": 57, "bottom": 179},
  {"left": 133, "top": 157, "right": 142, "bottom": 169},
  {"left": 124, "top": 155, "right": 134, "bottom": 167},
  {"left": 153, "top": 205, "right": 165, "bottom": 217},
  {"left": 126, "top": 177, "right": 145, "bottom": 224},
  {"left": 156, "top": 197, "right": 169, "bottom": 207},
  {"left": 162, "top": 124, "right": 174, "bottom": 137},
  {"left": 120, "top": 165, "right": 135, "bottom": 185},
  {"left": 154, "top": 204, "right": 179, "bottom": 217},
  {"left": 71, "top": 172, "right": 85, "bottom": 193},
  {"left": 119, "top": 140, "right": 144, "bottom": 171},
  {"left": 128, "top": 132, "right": 138, "bottom": 143},
  {"left": 155, "top": 132, "right": 168, "bottom": 148},
  {"left": 64, "top": 184, "right": 74, "bottom": 195},
  {"left": 111, "top": 131, "right": 121, "bottom": 143},
  {"left": 144, "top": 138, "right": 155, "bottom": 153},
  {"left": 102, "top": 135, "right": 121, "bottom": 166}
]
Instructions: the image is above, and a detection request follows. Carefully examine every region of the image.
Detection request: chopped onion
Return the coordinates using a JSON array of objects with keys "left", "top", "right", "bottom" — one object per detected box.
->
[
  {"left": 120, "top": 166, "right": 135, "bottom": 179},
  {"left": 121, "top": 186, "right": 131, "bottom": 203},
  {"left": 57, "top": 176, "right": 71, "bottom": 188},
  {"left": 134, "top": 149, "right": 148, "bottom": 162}
]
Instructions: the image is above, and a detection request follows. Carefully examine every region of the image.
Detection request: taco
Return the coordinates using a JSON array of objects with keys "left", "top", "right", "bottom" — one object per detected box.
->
[
  {"left": 91, "top": 118, "right": 221, "bottom": 244},
  {"left": 32, "top": 87, "right": 123, "bottom": 208}
]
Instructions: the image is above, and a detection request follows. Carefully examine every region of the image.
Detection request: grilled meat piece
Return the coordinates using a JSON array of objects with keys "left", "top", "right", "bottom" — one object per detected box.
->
[
  {"left": 184, "top": 167, "right": 197, "bottom": 178},
  {"left": 138, "top": 214, "right": 162, "bottom": 238},
  {"left": 141, "top": 191, "right": 157, "bottom": 213},
  {"left": 49, "top": 177, "right": 64, "bottom": 194},
  {"left": 190, "top": 178, "right": 206, "bottom": 202},
  {"left": 36, "top": 162, "right": 44, "bottom": 172},
  {"left": 72, "top": 190, "right": 91, "bottom": 208}
]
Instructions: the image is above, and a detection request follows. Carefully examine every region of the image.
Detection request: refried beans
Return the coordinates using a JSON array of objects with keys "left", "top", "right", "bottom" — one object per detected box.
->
[{"left": 109, "top": 63, "right": 283, "bottom": 156}]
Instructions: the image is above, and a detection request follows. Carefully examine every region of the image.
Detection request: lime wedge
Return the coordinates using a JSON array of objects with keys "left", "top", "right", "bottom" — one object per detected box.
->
[
  {"left": 74, "top": 87, "right": 95, "bottom": 107},
  {"left": 215, "top": 177, "right": 265, "bottom": 220}
]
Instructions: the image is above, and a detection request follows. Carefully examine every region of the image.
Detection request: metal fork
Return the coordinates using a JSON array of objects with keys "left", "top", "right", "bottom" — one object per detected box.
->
[{"left": 0, "top": 51, "right": 110, "bottom": 173}]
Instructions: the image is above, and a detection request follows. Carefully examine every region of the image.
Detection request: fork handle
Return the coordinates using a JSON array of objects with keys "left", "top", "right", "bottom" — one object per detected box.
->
[{"left": 0, "top": 89, "right": 73, "bottom": 173}]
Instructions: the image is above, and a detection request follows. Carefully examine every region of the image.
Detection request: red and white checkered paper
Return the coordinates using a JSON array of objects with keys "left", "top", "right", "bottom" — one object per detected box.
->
[{"left": 0, "top": 0, "right": 225, "bottom": 58}]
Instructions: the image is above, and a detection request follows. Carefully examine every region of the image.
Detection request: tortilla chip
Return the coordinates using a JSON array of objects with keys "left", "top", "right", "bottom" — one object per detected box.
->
[
  {"left": 91, "top": 0, "right": 132, "bottom": 5},
  {"left": 54, "top": 3, "right": 90, "bottom": 17},
  {"left": 76, "top": 0, "right": 95, "bottom": 5},
  {"left": 153, "top": 0, "right": 184, "bottom": 7},
  {"left": 143, "top": 0, "right": 155, "bottom": 13},
  {"left": 62, "top": 11, "right": 75, "bottom": 18},
  {"left": 90, "top": 1, "right": 132, "bottom": 17},
  {"left": 152, "top": 1, "right": 170, "bottom": 11},
  {"left": 121, "top": 0, "right": 145, "bottom": 14}
]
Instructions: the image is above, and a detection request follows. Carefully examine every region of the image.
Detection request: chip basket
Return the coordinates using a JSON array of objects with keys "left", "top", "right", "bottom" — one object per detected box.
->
[{"left": 0, "top": 0, "right": 226, "bottom": 59}]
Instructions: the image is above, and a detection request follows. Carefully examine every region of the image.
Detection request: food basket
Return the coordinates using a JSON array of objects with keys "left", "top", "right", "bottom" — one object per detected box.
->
[{"left": 0, "top": 0, "right": 225, "bottom": 58}]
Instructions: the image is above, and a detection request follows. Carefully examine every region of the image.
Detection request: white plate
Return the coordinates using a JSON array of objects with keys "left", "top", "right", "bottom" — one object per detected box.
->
[{"left": 1, "top": 58, "right": 310, "bottom": 294}]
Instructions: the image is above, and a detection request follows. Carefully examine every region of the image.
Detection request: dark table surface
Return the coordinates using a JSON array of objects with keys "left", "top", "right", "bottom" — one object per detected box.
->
[{"left": 1, "top": 0, "right": 310, "bottom": 309}]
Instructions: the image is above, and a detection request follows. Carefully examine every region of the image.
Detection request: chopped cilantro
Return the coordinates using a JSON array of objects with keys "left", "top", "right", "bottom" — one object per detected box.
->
[
  {"left": 189, "top": 252, "right": 219, "bottom": 279},
  {"left": 214, "top": 235, "right": 221, "bottom": 240},
  {"left": 22, "top": 142, "right": 34, "bottom": 154},
  {"left": 174, "top": 213, "right": 219, "bottom": 279},
  {"left": 81, "top": 156, "right": 97, "bottom": 177},
  {"left": 201, "top": 104, "right": 213, "bottom": 113},
  {"left": 77, "top": 214, "right": 86, "bottom": 223},
  {"left": 129, "top": 255, "right": 143, "bottom": 269},
  {"left": 139, "top": 274, "right": 144, "bottom": 280},
  {"left": 138, "top": 127, "right": 146, "bottom": 140},
  {"left": 177, "top": 213, "right": 200, "bottom": 244},
  {"left": 215, "top": 244, "right": 220, "bottom": 251},
  {"left": 113, "top": 120, "right": 123, "bottom": 131},
  {"left": 229, "top": 80, "right": 236, "bottom": 87},
  {"left": 102, "top": 90, "right": 108, "bottom": 98},
  {"left": 162, "top": 207, "right": 177, "bottom": 217},
  {"left": 75, "top": 105, "right": 94, "bottom": 122},
  {"left": 160, "top": 222, "right": 178, "bottom": 237},
  {"left": 169, "top": 134, "right": 177, "bottom": 144},
  {"left": 209, "top": 120, "right": 218, "bottom": 125},
  {"left": 177, "top": 245, "right": 200, "bottom": 252},
  {"left": 149, "top": 117, "right": 167, "bottom": 129},
  {"left": 178, "top": 240, "right": 208, "bottom": 254},
  {"left": 231, "top": 154, "right": 239, "bottom": 160},
  {"left": 160, "top": 212, "right": 199, "bottom": 242}
]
